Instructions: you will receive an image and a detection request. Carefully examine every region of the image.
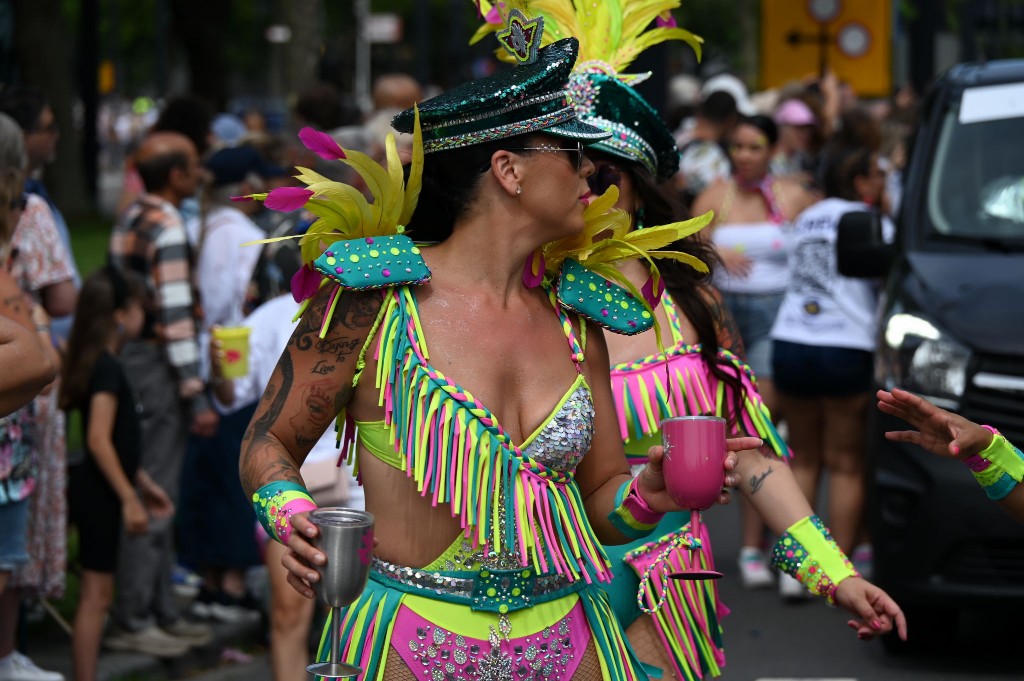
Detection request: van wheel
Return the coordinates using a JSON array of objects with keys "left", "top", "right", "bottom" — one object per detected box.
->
[{"left": 881, "top": 603, "right": 959, "bottom": 655}]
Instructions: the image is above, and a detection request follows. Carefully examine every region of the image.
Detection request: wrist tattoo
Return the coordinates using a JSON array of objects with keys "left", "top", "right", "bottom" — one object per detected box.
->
[{"left": 749, "top": 466, "right": 774, "bottom": 495}]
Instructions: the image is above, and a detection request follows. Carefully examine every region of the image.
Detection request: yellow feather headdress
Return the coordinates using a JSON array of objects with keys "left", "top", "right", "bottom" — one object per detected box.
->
[{"left": 471, "top": 0, "right": 702, "bottom": 80}]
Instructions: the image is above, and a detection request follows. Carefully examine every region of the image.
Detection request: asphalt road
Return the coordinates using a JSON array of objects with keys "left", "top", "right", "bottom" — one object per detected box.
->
[{"left": 702, "top": 499, "right": 1021, "bottom": 681}]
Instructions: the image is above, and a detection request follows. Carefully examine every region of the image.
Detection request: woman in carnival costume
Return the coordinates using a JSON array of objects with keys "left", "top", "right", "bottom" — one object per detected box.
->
[
  {"left": 238, "top": 33, "right": 766, "bottom": 680},
  {"left": 473, "top": 2, "right": 907, "bottom": 680}
]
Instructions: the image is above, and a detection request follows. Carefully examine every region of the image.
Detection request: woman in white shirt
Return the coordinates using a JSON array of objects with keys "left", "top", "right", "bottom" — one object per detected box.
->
[{"left": 770, "top": 147, "right": 890, "bottom": 559}]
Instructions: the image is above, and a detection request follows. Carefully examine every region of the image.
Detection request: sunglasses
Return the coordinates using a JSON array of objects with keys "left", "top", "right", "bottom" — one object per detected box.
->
[
  {"left": 505, "top": 141, "right": 586, "bottom": 173},
  {"left": 587, "top": 163, "right": 624, "bottom": 196}
]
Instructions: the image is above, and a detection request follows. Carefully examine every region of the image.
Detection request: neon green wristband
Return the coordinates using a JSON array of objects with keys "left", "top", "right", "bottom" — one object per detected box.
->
[
  {"left": 770, "top": 515, "right": 859, "bottom": 604},
  {"left": 979, "top": 432, "right": 1024, "bottom": 484}
]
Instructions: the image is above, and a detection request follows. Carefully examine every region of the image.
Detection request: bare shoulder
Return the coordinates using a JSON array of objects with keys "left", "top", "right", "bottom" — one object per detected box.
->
[
  {"left": 693, "top": 179, "right": 730, "bottom": 217},
  {"left": 775, "top": 177, "right": 820, "bottom": 217}
]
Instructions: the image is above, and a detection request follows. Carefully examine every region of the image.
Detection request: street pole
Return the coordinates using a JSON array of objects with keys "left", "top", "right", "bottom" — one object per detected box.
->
[
  {"left": 354, "top": 0, "right": 371, "bottom": 115},
  {"left": 818, "top": 21, "right": 828, "bottom": 77},
  {"left": 155, "top": 0, "right": 168, "bottom": 95},
  {"left": 80, "top": 0, "right": 98, "bottom": 202},
  {"left": 415, "top": 0, "right": 431, "bottom": 87}
]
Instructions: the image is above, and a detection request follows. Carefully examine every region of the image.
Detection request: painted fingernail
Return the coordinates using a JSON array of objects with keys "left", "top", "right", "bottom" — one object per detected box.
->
[
  {"left": 952, "top": 445, "right": 960, "bottom": 455},
  {"left": 872, "top": 619, "right": 882, "bottom": 630}
]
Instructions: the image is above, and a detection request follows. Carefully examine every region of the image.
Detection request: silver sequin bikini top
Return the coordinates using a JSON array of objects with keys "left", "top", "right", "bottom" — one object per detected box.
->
[{"left": 520, "top": 381, "right": 594, "bottom": 473}]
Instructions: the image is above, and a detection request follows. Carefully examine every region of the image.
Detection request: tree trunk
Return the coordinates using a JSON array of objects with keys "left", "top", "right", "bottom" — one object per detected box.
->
[
  {"left": 12, "top": 0, "right": 91, "bottom": 215},
  {"left": 283, "top": 0, "right": 324, "bottom": 101},
  {"left": 169, "top": 0, "right": 232, "bottom": 111},
  {"left": 736, "top": 0, "right": 759, "bottom": 88}
]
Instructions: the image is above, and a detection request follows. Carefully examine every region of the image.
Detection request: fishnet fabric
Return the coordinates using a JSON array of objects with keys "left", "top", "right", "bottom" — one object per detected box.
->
[{"left": 627, "top": 615, "right": 681, "bottom": 681}]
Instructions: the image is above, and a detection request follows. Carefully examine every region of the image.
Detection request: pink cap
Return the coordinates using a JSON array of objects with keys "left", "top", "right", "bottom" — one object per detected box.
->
[{"left": 774, "top": 99, "right": 817, "bottom": 127}]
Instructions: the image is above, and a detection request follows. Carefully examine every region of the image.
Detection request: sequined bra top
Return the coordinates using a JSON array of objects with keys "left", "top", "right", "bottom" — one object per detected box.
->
[{"left": 340, "top": 284, "right": 612, "bottom": 584}]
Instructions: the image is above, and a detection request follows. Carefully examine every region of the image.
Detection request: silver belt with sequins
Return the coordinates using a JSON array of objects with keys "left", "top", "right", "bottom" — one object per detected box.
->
[{"left": 370, "top": 558, "right": 582, "bottom": 613}]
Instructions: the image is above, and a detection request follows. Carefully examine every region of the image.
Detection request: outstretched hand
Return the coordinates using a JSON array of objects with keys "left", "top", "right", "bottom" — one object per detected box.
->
[
  {"left": 877, "top": 388, "right": 992, "bottom": 460},
  {"left": 834, "top": 576, "right": 908, "bottom": 641},
  {"left": 637, "top": 436, "right": 763, "bottom": 512}
]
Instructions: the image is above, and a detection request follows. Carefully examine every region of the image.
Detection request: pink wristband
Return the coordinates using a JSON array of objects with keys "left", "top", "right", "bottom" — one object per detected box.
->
[
  {"left": 962, "top": 426, "right": 1000, "bottom": 472},
  {"left": 275, "top": 497, "right": 318, "bottom": 545},
  {"left": 962, "top": 455, "right": 991, "bottom": 472},
  {"left": 623, "top": 478, "right": 663, "bottom": 526}
]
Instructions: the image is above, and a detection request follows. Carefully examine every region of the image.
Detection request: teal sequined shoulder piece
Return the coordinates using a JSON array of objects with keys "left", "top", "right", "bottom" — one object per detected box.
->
[
  {"left": 556, "top": 258, "right": 653, "bottom": 335},
  {"left": 313, "top": 234, "right": 431, "bottom": 290}
]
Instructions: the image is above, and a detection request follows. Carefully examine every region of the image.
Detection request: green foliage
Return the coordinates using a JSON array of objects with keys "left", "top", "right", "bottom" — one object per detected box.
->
[
  {"left": 677, "top": 0, "right": 746, "bottom": 70},
  {"left": 69, "top": 211, "right": 113, "bottom": 279}
]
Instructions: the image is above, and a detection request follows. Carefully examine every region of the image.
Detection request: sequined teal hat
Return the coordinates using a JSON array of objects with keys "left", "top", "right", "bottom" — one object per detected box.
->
[
  {"left": 391, "top": 38, "right": 609, "bottom": 153},
  {"left": 571, "top": 72, "right": 680, "bottom": 182}
]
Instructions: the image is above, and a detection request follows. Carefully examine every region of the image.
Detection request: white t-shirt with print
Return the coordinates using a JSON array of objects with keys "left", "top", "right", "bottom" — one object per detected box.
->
[{"left": 770, "top": 197, "right": 893, "bottom": 352}]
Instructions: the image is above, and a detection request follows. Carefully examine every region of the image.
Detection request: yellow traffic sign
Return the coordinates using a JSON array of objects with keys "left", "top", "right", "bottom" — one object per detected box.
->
[{"left": 761, "top": 0, "right": 892, "bottom": 97}]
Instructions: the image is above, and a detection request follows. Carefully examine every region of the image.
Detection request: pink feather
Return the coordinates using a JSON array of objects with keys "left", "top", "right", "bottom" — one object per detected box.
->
[
  {"left": 290, "top": 264, "right": 322, "bottom": 303},
  {"left": 298, "top": 127, "right": 347, "bottom": 160},
  {"left": 265, "top": 187, "right": 314, "bottom": 212}
]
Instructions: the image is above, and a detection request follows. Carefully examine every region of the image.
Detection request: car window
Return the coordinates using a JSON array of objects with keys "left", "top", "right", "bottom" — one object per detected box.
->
[{"left": 927, "top": 93, "right": 1024, "bottom": 241}]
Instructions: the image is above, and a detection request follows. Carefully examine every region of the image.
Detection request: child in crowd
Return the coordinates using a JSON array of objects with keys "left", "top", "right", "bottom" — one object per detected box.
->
[{"left": 61, "top": 267, "right": 180, "bottom": 679}]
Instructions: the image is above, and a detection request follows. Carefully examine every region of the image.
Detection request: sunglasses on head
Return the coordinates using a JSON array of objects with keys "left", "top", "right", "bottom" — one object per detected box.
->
[{"left": 586, "top": 163, "right": 624, "bottom": 196}]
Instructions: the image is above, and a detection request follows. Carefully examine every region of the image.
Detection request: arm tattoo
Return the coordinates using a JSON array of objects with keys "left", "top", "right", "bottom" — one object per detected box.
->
[
  {"left": 240, "top": 350, "right": 301, "bottom": 493},
  {"left": 240, "top": 286, "right": 383, "bottom": 496},
  {"left": 749, "top": 466, "right": 774, "bottom": 495}
]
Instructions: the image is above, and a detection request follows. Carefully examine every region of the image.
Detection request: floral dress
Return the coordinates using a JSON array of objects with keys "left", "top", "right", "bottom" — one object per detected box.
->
[{"left": 9, "top": 194, "right": 75, "bottom": 598}]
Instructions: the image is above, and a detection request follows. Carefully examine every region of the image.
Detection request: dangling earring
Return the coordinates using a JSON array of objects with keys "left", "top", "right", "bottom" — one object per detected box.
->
[
  {"left": 635, "top": 207, "right": 646, "bottom": 229},
  {"left": 516, "top": 186, "right": 523, "bottom": 196}
]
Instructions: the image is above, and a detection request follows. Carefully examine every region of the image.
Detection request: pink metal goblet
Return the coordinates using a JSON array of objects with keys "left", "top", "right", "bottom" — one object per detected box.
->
[{"left": 661, "top": 416, "right": 727, "bottom": 580}]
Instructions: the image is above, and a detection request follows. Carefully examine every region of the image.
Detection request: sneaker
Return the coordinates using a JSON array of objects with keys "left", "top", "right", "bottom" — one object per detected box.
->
[
  {"left": 161, "top": 619, "right": 214, "bottom": 646},
  {"left": 104, "top": 625, "right": 190, "bottom": 657},
  {"left": 851, "top": 543, "right": 874, "bottom": 581},
  {"left": 737, "top": 547, "right": 773, "bottom": 589},
  {"left": 779, "top": 573, "right": 810, "bottom": 601},
  {"left": 190, "top": 587, "right": 217, "bottom": 619},
  {"left": 0, "top": 651, "right": 64, "bottom": 681},
  {"left": 171, "top": 565, "right": 203, "bottom": 599},
  {"left": 207, "top": 591, "right": 261, "bottom": 625}
]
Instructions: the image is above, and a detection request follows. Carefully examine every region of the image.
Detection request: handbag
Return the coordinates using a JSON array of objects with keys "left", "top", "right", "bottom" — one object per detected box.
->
[{"left": 300, "top": 457, "right": 350, "bottom": 508}]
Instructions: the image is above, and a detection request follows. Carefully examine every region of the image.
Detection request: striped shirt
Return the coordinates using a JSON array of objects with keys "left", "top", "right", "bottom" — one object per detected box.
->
[{"left": 109, "top": 193, "right": 204, "bottom": 399}]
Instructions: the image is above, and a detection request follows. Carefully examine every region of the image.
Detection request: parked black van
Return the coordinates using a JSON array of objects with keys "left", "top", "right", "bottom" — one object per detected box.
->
[{"left": 838, "top": 60, "right": 1024, "bottom": 651}]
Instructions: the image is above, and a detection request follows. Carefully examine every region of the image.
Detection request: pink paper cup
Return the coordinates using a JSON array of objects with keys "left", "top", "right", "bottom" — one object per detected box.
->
[{"left": 661, "top": 416, "right": 727, "bottom": 511}]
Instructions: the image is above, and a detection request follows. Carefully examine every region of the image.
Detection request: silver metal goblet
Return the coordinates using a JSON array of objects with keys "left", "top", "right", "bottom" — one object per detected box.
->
[{"left": 306, "top": 507, "right": 375, "bottom": 679}]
